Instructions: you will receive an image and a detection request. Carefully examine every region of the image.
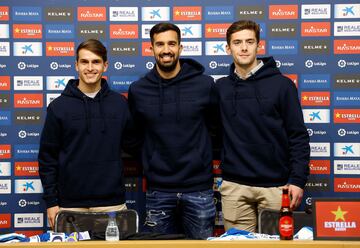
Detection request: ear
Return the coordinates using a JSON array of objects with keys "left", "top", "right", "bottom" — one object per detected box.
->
[
  {"left": 179, "top": 44, "right": 183, "bottom": 55},
  {"left": 103, "top": 61, "right": 109, "bottom": 73},
  {"left": 75, "top": 60, "right": 79, "bottom": 72},
  {"left": 226, "top": 44, "right": 231, "bottom": 55},
  {"left": 150, "top": 45, "right": 154, "bottom": 56}
]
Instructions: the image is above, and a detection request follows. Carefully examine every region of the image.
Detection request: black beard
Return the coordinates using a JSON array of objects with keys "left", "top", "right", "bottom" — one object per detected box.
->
[{"left": 155, "top": 54, "right": 179, "bottom": 72}]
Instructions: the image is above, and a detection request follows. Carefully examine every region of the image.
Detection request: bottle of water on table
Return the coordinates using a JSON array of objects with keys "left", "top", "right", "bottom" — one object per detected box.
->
[{"left": 105, "top": 212, "right": 119, "bottom": 241}]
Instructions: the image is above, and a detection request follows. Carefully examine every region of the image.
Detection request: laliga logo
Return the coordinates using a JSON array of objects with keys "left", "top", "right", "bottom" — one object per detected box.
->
[
  {"left": 50, "top": 62, "right": 59, "bottom": 70},
  {"left": 338, "top": 60, "right": 346, "bottom": 68},
  {"left": 114, "top": 62, "right": 123, "bottom": 70},
  {"left": 305, "top": 60, "right": 314, "bottom": 68},
  {"left": 18, "top": 130, "right": 27, "bottom": 139},
  {"left": 18, "top": 62, "right": 26, "bottom": 70},
  {"left": 18, "top": 199, "right": 27, "bottom": 207},
  {"left": 146, "top": 61, "right": 154, "bottom": 70},
  {"left": 307, "top": 128, "right": 313, "bottom": 137},
  {"left": 209, "top": 61, "right": 218, "bottom": 69},
  {"left": 338, "top": 128, "right": 346, "bottom": 137},
  {"left": 275, "top": 60, "right": 281, "bottom": 68}
]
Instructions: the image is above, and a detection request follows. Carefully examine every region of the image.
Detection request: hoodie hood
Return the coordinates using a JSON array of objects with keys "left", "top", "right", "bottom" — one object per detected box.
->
[
  {"left": 144, "top": 58, "right": 206, "bottom": 120},
  {"left": 229, "top": 56, "right": 281, "bottom": 116},
  {"left": 61, "top": 78, "right": 110, "bottom": 133}
]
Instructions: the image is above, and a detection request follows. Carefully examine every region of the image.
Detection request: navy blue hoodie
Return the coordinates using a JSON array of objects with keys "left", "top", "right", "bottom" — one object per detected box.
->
[
  {"left": 128, "top": 58, "right": 216, "bottom": 192},
  {"left": 39, "top": 79, "right": 132, "bottom": 208},
  {"left": 215, "top": 57, "right": 310, "bottom": 188}
]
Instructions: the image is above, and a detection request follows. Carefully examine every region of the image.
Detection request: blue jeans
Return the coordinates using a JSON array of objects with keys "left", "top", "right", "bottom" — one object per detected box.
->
[{"left": 144, "top": 189, "right": 216, "bottom": 239}]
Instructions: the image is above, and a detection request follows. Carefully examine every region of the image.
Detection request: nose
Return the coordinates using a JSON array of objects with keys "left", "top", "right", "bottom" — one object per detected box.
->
[
  {"left": 163, "top": 44, "right": 170, "bottom": 53},
  {"left": 240, "top": 43, "right": 248, "bottom": 51},
  {"left": 87, "top": 62, "right": 93, "bottom": 71}
]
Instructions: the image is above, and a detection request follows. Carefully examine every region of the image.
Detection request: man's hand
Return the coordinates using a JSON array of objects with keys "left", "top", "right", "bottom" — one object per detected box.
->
[
  {"left": 288, "top": 184, "right": 303, "bottom": 210},
  {"left": 47, "top": 206, "right": 60, "bottom": 229}
]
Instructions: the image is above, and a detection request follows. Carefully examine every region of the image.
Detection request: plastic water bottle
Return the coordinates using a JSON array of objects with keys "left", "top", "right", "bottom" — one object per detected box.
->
[{"left": 105, "top": 212, "right": 119, "bottom": 241}]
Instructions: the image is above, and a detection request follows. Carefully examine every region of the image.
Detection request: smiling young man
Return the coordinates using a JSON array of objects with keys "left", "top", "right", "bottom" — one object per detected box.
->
[
  {"left": 215, "top": 20, "right": 310, "bottom": 232},
  {"left": 128, "top": 23, "right": 216, "bottom": 239},
  {"left": 39, "top": 39, "right": 134, "bottom": 229}
]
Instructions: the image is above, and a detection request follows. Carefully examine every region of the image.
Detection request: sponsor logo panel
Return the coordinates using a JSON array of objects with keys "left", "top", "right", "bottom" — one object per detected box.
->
[
  {"left": 177, "top": 24, "right": 202, "bottom": 39},
  {"left": 77, "top": 6, "right": 106, "bottom": 21},
  {"left": 109, "top": 24, "right": 138, "bottom": 39},
  {"left": 141, "top": 7, "right": 170, "bottom": 21},
  {"left": 141, "top": 42, "right": 152, "bottom": 56},
  {"left": 334, "top": 4, "right": 360, "bottom": 19},
  {"left": 0, "top": 24, "right": 9, "bottom": 38},
  {"left": 181, "top": 42, "right": 202, "bottom": 56},
  {"left": 269, "top": 23, "right": 297, "bottom": 37},
  {"left": 205, "top": 23, "right": 231, "bottom": 38},
  {"left": 77, "top": 24, "right": 106, "bottom": 40},
  {"left": 0, "top": 76, "right": 10, "bottom": 90},
  {"left": 303, "top": 109, "right": 330, "bottom": 123},
  {"left": 173, "top": 6, "right": 202, "bottom": 21},
  {"left": 301, "top": 40, "right": 330, "bottom": 54},
  {"left": 334, "top": 40, "right": 360, "bottom": 54},
  {"left": 110, "top": 76, "right": 138, "bottom": 92},
  {"left": 109, "top": 7, "right": 138, "bottom": 21},
  {"left": 301, "top": 22, "right": 331, "bottom": 36},
  {"left": 205, "top": 41, "right": 227, "bottom": 56},
  {"left": 13, "top": 42, "right": 42, "bottom": 56},
  {"left": 46, "top": 42, "right": 75, "bottom": 56},
  {"left": 333, "top": 92, "right": 360, "bottom": 106},
  {"left": 334, "top": 109, "right": 360, "bottom": 123},
  {"left": 305, "top": 176, "right": 330, "bottom": 192},
  {"left": 14, "top": 213, "right": 43, "bottom": 228},
  {"left": 205, "top": 6, "right": 234, "bottom": 21},
  {"left": 334, "top": 143, "right": 360, "bottom": 157},
  {"left": 110, "top": 42, "right": 138, "bottom": 56},
  {"left": 334, "top": 178, "right": 360, "bottom": 192},
  {"left": 45, "top": 24, "right": 74, "bottom": 39},
  {"left": 334, "top": 160, "right": 360, "bottom": 175},
  {"left": 13, "top": 24, "right": 42, "bottom": 39},
  {"left": 45, "top": 7, "right": 73, "bottom": 22},
  {"left": 0, "top": 180, "right": 11, "bottom": 194},
  {"left": 0, "top": 111, "right": 11, "bottom": 126},
  {"left": 334, "top": 22, "right": 360, "bottom": 36},
  {"left": 14, "top": 179, "right": 43, "bottom": 194},
  {"left": 300, "top": 74, "right": 330, "bottom": 89},
  {"left": 301, "top": 91, "right": 330, "bottom": 106},
  {"left": 13, "top": 76, "right": 43, "bottom": 91},
  {"left": 0, "top": 214, "right": 11, "bottom": 228},
  {"left": 0, "top": 144, "right": 11, "bottom": 159},
  {"left": 269, "top": 5, "right": 298, "bottom": 19},
  {"left": 268, "top": 40, "right": 298, "bottom": 55},
  {"left": 236, "top": 6, "right": 265, "bottom": 19},
  {"left": 14, "top": 111, "right": 42, "bottom": 125},
  {"left": 301, "top": 4, "right": 331, "bottom": 19},
  {"left": 46, "top": 76, "right": 73, "bottom": 91},
  {"left": 0, "top": 162, "right": 11, "bottom": 176},
  {"left": 0, "top": 94, "right": 10, "bottom": 108},
  {"left": 13, "top": 6, "right": 42, "bottom": 21},
  {"left": 0, "top": 42, "right": 10, "bottom": 56},
  {"left": 309, "top": 160, "right": 330, "bottom": 175},
  {"left": 14, "top": 144, "right": 39, "bottom": 159},
  {"left": 334, "top": 74, "right": 360, "bottom": 89},
  {"left": 310, "top": 142, "right": 331, "bottom": 157},
  {"left": 14, "top": 94, "right": 43, "bottom": 108},
  {"left": 0, "top": 6, "right": 9, "bottom": 21}
]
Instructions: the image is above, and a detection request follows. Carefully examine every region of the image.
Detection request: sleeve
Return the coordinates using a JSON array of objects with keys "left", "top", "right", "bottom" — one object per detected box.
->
[
  {"left": 38, "top": 105, "right": 62, "bottom": 208},
  {"left": 279, "top": 80, "right": 310, "bottom": 189},
  {"left": 122, "top": 86, "right": 144, "bottom": 158}
]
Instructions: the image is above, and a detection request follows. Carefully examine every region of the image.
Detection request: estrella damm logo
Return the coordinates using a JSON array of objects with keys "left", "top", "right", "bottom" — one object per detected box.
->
[
  {"left": 14, "top": 162, "right": 39, "bottom": 177},
  {"left": 13, "top": 24, "right": 42, "bottom": 39},
  {"left": 205, "top": 23, "right": 231, "bottom": 38},
  {"left": 0, "top": 144, "right": 11, "bottom": 159},
  {"left": 301, "top": 91, "right": 330, "bottom": 106},
  {"left": 173, "top": 6, "right": 202, "bottom": 21},
  {"left": 46, "top": 42, "right": 75, "bottom": 56},
  {"left": 334, "top": 109, "right": 360, "bottom": 123},
  {"left": 0, "top": 6, "right": 9, "bottom": 21}
]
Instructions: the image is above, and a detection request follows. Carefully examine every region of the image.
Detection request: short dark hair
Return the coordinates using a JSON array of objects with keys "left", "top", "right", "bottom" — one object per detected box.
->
[
  {"left": 226, "top": 20, "right": 260, "bottom": 45},
  {"left": 76, "top": 39, "right": 107, "bottom": 62},
  {"left": 150, "top": 22, "right": 181, "bottom": 45}
]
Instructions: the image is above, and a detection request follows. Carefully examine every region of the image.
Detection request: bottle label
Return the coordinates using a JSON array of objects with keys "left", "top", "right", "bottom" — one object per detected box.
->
[{"left": 279, "top": 216, "right": 293, "bottom": 237}]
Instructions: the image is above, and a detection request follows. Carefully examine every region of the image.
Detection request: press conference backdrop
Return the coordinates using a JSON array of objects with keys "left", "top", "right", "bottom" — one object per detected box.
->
[{"left": 0, "top": 0, "right": 359, "bottom": 235}]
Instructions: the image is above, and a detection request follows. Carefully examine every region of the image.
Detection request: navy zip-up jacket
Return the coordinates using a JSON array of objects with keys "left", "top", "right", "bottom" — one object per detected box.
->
[
  {"left": 39, "top": 79, "right": 133, "bottom": 208},
  {"left": 128, "top": 58, "right": 216, "bottom": 192},
  {"left": 215, "top": 57, "right": 310, "bottom": 188}
]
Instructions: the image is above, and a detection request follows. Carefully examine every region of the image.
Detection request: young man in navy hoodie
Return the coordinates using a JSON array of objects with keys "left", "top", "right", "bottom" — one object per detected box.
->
[
  {"left": 39, "top": 39, "right": 133, "bottom": 229},
  {"left": 128, "top": 23, "right": 216, "bottom": 239},
  {"left": 216, "top": 20, "right": 310, "bottom": 232}
]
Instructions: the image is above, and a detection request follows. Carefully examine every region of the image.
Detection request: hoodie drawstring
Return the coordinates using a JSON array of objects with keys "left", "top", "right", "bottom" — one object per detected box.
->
[{"left": 83, "top": 96, "right": 91, "bottom": 133}]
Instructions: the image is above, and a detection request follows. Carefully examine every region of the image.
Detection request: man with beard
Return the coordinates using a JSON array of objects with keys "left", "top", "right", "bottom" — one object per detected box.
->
[{"left": 128, "top": 23, "right": 216, "bottom": 239}]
